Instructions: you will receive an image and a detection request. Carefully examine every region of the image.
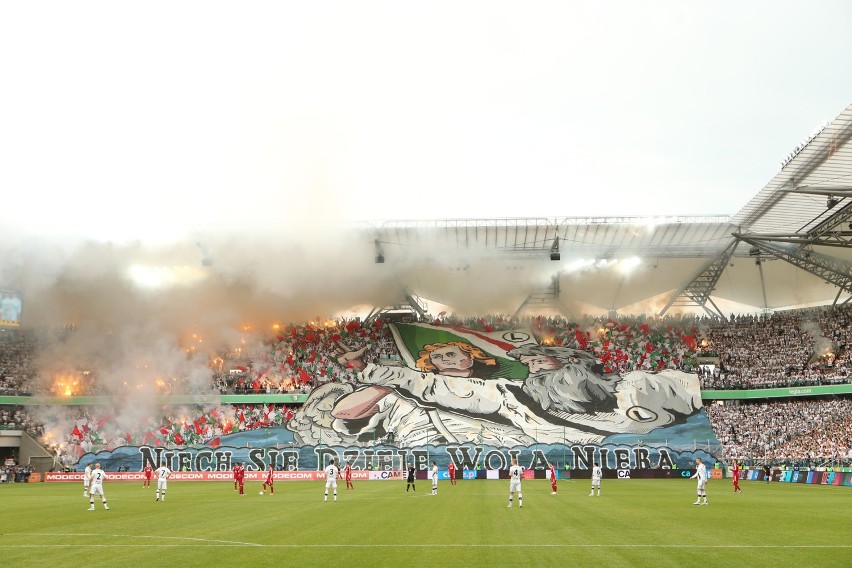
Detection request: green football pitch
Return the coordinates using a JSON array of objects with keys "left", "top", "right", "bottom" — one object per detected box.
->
[{"left": 1, "top": 478, "right": 850, "bottom": 567}]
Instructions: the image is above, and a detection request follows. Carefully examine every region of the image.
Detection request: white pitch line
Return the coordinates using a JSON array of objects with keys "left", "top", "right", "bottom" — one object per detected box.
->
[
  {"left": 3, "top": 533, "right": 262, "bottom": 546},
  {"left": 1, "top": 538, "right": 850, "bottom": 549}
]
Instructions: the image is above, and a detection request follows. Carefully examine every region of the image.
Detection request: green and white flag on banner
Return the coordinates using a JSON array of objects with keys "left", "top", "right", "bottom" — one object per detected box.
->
[{"left": 388, "top": 322, "right": 536, "bottom": 380}]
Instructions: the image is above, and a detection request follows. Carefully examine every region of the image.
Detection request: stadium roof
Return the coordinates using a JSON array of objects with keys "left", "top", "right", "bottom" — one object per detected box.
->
[{"left": 363, "top": 103, "right": 852, "bottom": 317}]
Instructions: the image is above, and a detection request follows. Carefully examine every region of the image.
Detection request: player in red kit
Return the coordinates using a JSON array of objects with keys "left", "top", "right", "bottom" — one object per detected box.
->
[
  {"left": 549, "top": 462, "right": 558, "bottom": 495},
  {"left": 233, "top": 464, "right": 239, "bottom": 491},
  {"left": 236, "top": 462, "right": 246, "bottom": 495},
  {"left": 448, "top": 461, "right": 457, "bottom": 485},
  {"left": 143, "top": 464, "right": 153, "bottom": 488},
  {"left": 261, "top": 463, "right": 275, "bottom": 495},
  {"left": 732, "top": 459, "right": 743, "bottom": 493},
  {"left": 344, "top": 461, "right": 354, "bottom": 490}
]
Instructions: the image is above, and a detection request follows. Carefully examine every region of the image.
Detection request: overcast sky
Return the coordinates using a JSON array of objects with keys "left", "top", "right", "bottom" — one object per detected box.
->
[{"left": 2, "top": 1, "right": 851, "bottom": 244}]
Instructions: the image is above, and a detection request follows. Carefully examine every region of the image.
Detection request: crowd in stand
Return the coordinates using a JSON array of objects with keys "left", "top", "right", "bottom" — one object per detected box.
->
[
  {"left": 1, "top": 464, "right": 33, "bottom": 483},
  {"left": 2, "top": 403, "right": 295, "bottom": 465},
  {"left": 208, "top": 319, "right": 397, "bottom": 395},
  {"left": 701, "top": 308, "right": 852, "bottom": 389},
  {"left": 706, "top": 398, "right": 852, "bottom": 465},
  {"left": 0, "top": 405, "right": 45, "bottom": 438},
  {"left": 2, "top": 306, "right": 852, "bottom": 464},
  {"left": 3, "top": 308, "right": 852, "bottom": 396},
  {"left": 0, "top": 329, "right": 38, "bottom": 395}
]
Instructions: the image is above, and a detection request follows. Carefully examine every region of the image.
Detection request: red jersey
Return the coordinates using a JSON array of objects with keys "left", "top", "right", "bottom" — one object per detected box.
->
[
  {"left": 144, "top": 465, "right": 153, "bottom": 479},
  {"left": 344, "top": 464, "right": 352, "bottom": 480},
  {"left": 235, "top": 465, "right": 245, "bottom": 481},
  {"left": 732, "top": 463, "right": 741, "bottom": 480},
  {"left": 448, "top": 463, "right": 455, "bottom": 476},
  {"left": 264, "top": 468, "right": 274, "bottom": 485}
]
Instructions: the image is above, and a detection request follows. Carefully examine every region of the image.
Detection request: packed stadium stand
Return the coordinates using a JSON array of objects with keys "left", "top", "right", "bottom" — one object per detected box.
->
[{"left": 2, "top": 308, "right": 851, "bottom": 470}]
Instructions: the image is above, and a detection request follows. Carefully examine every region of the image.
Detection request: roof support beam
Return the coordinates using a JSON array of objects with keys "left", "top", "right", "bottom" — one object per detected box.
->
[
  {"left": 659, "top": 240, "right": 738, "bottom": 318},
  {"left": 734, "top": 234, "right": 852, "bottom": 299}
]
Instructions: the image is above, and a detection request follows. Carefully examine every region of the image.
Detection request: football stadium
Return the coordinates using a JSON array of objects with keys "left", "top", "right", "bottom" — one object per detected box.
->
[{"left": 2, "top": 3, "right": 852, "bottom": 567}]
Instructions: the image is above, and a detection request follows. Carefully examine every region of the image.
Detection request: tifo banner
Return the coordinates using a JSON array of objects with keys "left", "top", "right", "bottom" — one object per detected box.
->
[
  {"left": 74, "top": 441, "right": 716, "bottom": 474},
  {"left": 291, "top": 324, "right": 712, "bottom": 448},
  {"left": 72, "top": 325, "right": 721, "bottom": 472}
]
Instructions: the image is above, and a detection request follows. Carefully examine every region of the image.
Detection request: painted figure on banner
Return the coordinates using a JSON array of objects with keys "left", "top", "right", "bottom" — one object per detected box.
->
[{"left": 287, "top": 323, "right": 703, "bottom": 448}]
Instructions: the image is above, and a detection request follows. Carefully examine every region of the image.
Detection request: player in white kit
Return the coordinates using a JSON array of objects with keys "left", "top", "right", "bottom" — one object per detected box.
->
[
  {"left": 154, "top": 461, "right": 172, "bottom": 502},
  {"left": 324, "top": 458, "right": 340, "bottom": 502},
  {"left": 83, "top": 464, "right": 92, "bottom": 497},
  {"left": 87, "top": 463, "right": 109, "bottom": 511},
  {"left": 430, "top": 461, "right": 439, "bottom": 496},
  {"left": 691, "top": 457, "right": 708, "bottom": 505},
  {"left": 508, "top": 459, "right": 523, "bottom": 508},
  {"left": 590, "top": 462, "right": 602, "bottom": 496}
]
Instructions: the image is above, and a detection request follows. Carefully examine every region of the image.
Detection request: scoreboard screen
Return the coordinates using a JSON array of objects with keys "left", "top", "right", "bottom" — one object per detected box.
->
[{"left": 0, "top": 289, "right": 22, "bottom": 327}]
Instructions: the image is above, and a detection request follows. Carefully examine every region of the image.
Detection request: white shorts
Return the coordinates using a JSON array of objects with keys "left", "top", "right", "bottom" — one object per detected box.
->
[
  {"left": 83, "top": 477, "right": 90, "bottom": 488},
  {"left": 696, "top": 480, "right": 706, "bottom": 491},
  {"left": 509, "top": 481, "right": 521, "bottom": 493},
  {"left": 157, "top": 479, "right": 168, "bottom": 490},
  {"left": 592, "top": 477, "right": 601, "bottom": 486},
  {"left": 325, "top": 479, "right": 337, "bottom": 490},
  {"left": 89, "top": 484, "right": 104, "bottom": 496}
]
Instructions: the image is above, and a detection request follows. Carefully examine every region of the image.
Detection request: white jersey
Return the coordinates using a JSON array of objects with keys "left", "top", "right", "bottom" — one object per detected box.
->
[
  {"left": 431, "top": 465, "right": 438, "bottom": 486},
  {"left": 83, "top": 465, "right": 92, "bottom": 487},
  {"left": 692, "top": 463, "right": 707, "bottom": 487},
  {"left": 89, "top": 468, "right": 106, "bottom": 485},
  {"left": 154, "top": 466, "right": 171, "bottom": 489},
  {"left": 325, "top": 464, "right": 339, "bottom": 488},
  {"left": 88, "top": 468, "right": 106, "bottom": 496},
  {"left": 592, "top": 466, "right": 602, "bottom": 480},
  {"left": 509, "top": 465, "right": 523, "bottom": 490}
]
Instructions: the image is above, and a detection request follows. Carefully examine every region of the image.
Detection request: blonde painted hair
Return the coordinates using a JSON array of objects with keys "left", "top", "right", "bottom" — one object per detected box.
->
[{"left": 415, "top": 341, "right": 497, "bottom": 373}]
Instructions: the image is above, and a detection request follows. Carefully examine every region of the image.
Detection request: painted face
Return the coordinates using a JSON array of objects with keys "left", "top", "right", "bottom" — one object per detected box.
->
[
  {"left": 429, "top": 345, "right": 474, "bottom": 375},
  {"left": 519, "top": 354, "right": 563, "bottom": 373}
]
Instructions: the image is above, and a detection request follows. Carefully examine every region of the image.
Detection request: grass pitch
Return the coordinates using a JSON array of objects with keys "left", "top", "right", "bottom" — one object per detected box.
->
[{"left": 1, "top": 477, "right": 850, "bottom": 567}]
